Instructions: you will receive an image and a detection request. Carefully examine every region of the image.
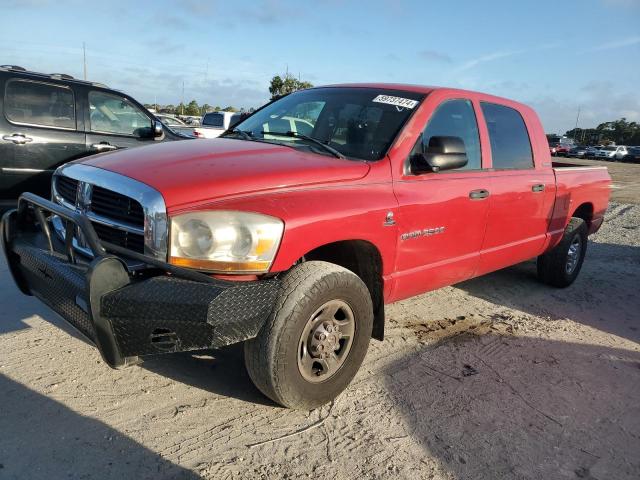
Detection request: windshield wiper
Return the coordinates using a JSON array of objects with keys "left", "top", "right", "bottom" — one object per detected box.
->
[
  {"left": 222, "top": 129, "right": 254, "bottom": 141},
  {"left": 261, "top": 131, "right": 345, "bottom": 159}
]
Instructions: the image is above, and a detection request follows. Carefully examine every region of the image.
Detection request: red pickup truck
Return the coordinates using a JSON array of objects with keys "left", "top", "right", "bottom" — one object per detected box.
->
[{"left": 2, "top": 84, "right": 610, "bottom": 409}]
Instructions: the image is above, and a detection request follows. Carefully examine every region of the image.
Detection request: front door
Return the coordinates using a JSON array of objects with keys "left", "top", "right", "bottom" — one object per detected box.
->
[{"left": 392, "top": 98, "right": 491, "bottom": 301}]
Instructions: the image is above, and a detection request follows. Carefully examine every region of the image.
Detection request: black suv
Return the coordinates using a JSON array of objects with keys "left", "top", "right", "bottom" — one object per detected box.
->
[{"left": 0, "top": 66, "right": 187, "bottom": 209}]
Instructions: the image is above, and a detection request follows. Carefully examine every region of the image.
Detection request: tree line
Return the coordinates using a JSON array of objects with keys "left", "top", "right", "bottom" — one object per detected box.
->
[
  {"left": 565, "top": 118, "right": 640, "bottom": 146},
  {"left": 143, "top": 101, "right": 241, "bottom": 116}
]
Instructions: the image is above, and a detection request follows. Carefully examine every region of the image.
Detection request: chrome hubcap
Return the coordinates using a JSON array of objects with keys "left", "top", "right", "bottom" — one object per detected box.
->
[
  {"left": 297, "top": 300, "right": 355, "bottom": 383},
  {"left": 566, "top": 235, "right": 582, "bottom": 274}
]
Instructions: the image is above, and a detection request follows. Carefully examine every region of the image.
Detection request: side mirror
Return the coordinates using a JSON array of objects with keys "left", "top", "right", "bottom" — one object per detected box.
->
[
  {"left": 410, "top": 136, "right": 468, "bottom": 174},
  {"left": 153, "top": 120, "right": 164, "bottom": 138}
]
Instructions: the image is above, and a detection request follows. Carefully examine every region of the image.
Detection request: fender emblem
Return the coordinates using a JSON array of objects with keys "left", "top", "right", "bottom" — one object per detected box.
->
[{"left": 401, "top": 226, "right": 445, "bottom": 240}]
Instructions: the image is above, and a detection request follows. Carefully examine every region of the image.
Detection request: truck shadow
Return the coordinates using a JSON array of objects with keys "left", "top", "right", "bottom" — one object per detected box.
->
[
  {"left": 0, "top": 373, "right": 200, "bottom": 480},
  {"left": 383, "top": 331, "right": 640, "bottom": 479},
  {"left": 455, "top": 241, "right": 640, "bottom": 344},
  {"left": 141, "top": 344, "right": 277, "bottom": 407}
]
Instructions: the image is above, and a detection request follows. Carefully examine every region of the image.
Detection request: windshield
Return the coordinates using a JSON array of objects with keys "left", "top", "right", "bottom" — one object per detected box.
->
[
  {"left": 604, "top": 146, "right": 616, "bottom": 151},
  {"left": 231, "top": 87, "right": 425, "bottom": 161},
  {"left": 159, "top": 116, "right": 185, "bottom": 126}
]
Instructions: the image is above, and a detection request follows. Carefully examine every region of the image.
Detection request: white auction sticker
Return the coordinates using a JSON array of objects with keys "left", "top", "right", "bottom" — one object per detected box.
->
[{"left": 372, "top": 95, "right": 419, "bottom": 109}]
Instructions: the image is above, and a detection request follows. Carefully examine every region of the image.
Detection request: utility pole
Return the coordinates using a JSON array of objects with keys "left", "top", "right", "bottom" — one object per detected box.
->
[
  {"left": 83, "top": 42, "right": 87, "bottom": 80},
  {"left": 573, "top": 106, "right": 581, "bottom": 140},
  {"left": 181, "top": 80, "right": 185, "bottom": 116}
]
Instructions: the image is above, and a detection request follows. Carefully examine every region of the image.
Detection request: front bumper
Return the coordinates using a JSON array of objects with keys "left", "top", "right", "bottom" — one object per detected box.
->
[{"left": 2, "top": 193, "right": 280, "bottom": 368}]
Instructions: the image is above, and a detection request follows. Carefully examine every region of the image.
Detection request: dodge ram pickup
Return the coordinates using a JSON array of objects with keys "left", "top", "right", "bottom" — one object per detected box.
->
[{"left": 1, "top": 84, "right": 611, "bottom": 409}]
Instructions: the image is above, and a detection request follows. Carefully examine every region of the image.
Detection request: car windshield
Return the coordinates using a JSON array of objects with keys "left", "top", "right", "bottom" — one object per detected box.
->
[
  {"left": 160, "top": 116, "right": 185, "bottom": 126},
  {"left": 230, "top": 87, "right": 425, "bottom": 161},
  {"left": 604, "top": 146, "right": 616, "bottom": 151}
]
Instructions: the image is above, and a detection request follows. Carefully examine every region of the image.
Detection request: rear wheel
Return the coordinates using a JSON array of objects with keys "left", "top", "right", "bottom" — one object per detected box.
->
[
  {"left": 537, "top": 217, "right": 588, "bottom": 288},
  {"left": 244, "top": 261, "right": 373, "bottom": 409}
]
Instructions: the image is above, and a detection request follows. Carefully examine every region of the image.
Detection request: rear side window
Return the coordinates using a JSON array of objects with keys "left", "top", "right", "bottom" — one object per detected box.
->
[
  {"left": 4, "top": 79, "right": 75, "bottom": 129},
  {"left": 481, "top": 102, "right": 533, "bottom": 169},
  {"left": 202, "top": 112, "right": 224, "bottom": 127}
]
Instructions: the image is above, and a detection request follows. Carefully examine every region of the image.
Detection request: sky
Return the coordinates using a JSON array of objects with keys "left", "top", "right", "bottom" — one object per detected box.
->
[{"left": 1, "top": 0, "right": 639, "bottom": 134}]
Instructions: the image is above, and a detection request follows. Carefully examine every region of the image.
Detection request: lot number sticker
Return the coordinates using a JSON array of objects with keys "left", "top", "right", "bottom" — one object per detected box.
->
[{"left": 372, "top": 95, "right": 419, "bottom": 109}]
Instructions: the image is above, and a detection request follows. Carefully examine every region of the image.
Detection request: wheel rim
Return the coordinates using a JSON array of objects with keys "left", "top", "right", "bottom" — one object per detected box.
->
[
  {"left": 297, "top": 299, "right": 355, "bottom": 383},
  {"left": 566, "top": 235, "right": 582, "bottom": 274}
]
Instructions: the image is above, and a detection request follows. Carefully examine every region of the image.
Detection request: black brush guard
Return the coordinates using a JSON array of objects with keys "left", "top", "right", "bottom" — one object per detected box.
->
[{"left": 1, "top": 193, "right": 280, "bottom": 368}]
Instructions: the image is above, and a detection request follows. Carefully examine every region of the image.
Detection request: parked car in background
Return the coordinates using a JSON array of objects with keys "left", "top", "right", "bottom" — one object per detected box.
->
[
  {"left": 156, "top": 114, "right": 196, "bottom": 137},
  {"left": 611, "top": 145, "right": 630, "bottom": 160},
  {"left": 585, "top": 146, "right": 601, "bottom": 158},
  {"left": 547, "top": 135, "right": 575, "bottom": 157},
  {"left": 192, "top": 111, "right": 244, "bottom": 138},
  {"left": 568, "top": 145, "right": 588, "bottom": 158},
  {"left": 2, "top": 84, "right": 610, "bottom": 409},
  {"left": 620, "top": 146, "right": 640, "bottom": 163},
  {"left": 0, "top": 65, "right": 186, "bottom": 210},
  {"left": 595, "top": 145, "right": 618, "bottom": 160}
]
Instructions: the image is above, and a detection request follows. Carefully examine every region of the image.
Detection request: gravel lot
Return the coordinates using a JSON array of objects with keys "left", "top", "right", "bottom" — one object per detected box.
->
[{"left": 1, "top": 163, "right": 639, "bottom": 480}]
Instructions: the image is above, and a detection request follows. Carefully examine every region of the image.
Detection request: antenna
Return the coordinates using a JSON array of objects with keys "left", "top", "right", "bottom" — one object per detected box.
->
[{"left": 83, "top": 42, "right": 87, "bottom": 80}]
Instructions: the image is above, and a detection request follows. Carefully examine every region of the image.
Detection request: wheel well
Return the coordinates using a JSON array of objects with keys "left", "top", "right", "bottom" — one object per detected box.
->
[
  {"left": 304, "top": 240, "right": 385, "bottom": 341},
  {"left": 572, "top": 203, "right": 594, "bottom": 228}
]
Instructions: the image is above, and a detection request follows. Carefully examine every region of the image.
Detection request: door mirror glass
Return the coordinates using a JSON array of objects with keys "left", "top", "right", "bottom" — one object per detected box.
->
[
  {"left": 153, "top": 120, "right": 164, "bottom": 138},
  {"left": 411, "top": 136, "right": 468, "bottom": 174}
]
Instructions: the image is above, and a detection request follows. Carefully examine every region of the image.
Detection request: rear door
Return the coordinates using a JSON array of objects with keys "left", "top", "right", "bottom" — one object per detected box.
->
[
  {"left": 0, "top": 77, "right": 85, "bottom": 200},
  {"left": 392, "top": 98, "right": 491, "bottom": 300},
  {"left": 478, "top": 102, "right": 555, "bottom": 274},
  {"left": 85, "top": 89, "right": 156, "bottom": 153}
]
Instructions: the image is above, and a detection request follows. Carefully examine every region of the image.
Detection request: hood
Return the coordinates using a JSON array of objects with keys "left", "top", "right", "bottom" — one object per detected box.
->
[{"left": 83, "top": 138, "right": 370, "bottom": 208}]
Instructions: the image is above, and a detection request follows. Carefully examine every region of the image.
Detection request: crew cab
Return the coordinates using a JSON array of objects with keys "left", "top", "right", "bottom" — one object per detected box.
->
[
  {"left": 0, "top": 66, "right": 186, "bottom": 210},
  {"left": 1, "top": 84, "right": 611, "bottom": 409}
]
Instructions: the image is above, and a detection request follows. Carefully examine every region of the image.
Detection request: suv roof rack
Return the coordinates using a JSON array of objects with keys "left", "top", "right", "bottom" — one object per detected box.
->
[
  {"left": 0, "top": 66, "right": 110, "bottom": 88},
  {"left": 50, "top": 73, "right": 75, "bottom": 80},
  {"left": 0, "top": 65, "right": 27, "bottom": 72}
]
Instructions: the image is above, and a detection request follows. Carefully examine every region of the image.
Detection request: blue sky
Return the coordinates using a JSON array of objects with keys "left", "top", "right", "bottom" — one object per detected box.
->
[{"left": 2, "top": 0, "right": 639, "bottom": 133}]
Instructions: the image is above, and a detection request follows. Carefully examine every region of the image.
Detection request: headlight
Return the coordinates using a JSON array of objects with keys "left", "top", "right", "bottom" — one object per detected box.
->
[{"left": 169, "top": 211, "right": 284, "bottom": 273}]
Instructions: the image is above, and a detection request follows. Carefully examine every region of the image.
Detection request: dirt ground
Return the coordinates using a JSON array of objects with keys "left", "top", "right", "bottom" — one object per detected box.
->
[{"left": 1, "top": 166, "right": 639, "bottom": 479}]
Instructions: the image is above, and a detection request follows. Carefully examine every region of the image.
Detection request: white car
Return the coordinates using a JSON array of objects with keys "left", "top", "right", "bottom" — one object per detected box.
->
[
  {"left": 595, "top": 145, "right": 618, "bottom": 160},
  {"left": 613, "top": 145, "right": 630, "bottom": 160},
  {"left": 194, "top": 111, "right": 244, "bottom": 139}
]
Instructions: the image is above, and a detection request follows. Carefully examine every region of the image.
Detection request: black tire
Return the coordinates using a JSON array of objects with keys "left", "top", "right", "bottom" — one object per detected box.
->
[
  {"left": 244, "top": 261, "right": 373, "bottom": 409},
  {"left": 537, "top": 217, "right": 588, "bottom": 288}
]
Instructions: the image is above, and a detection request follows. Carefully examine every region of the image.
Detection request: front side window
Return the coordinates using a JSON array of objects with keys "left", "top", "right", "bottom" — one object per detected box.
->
[
  {"left": 481, "top": 102, "right": 534, "bottom": 169},
  {"left": 231, "top": 87, "right": 425, "bottom": 161},
  {"left": 415, "top": 99, "right": 481, "bottom": 170},
  {"left": 89, "top": 91, "right": 151, "bottom": 136},
  {"left": 4, "top": 79, "right": 75, "bottom": 129}
]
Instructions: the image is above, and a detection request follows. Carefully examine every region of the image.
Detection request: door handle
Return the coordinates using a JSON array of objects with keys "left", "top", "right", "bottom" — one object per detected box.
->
[
  {"left": 3, "top": 133, "right": 33, "bottom": 145},
  {"left": 469, "top": 189, "right": 490, "bottom": 200},
  {"left": 91, "top": 142, "right": 118, "bottom": 151},
  {"left": 532, "top": 184, "right": 545, "bottom": 192}
]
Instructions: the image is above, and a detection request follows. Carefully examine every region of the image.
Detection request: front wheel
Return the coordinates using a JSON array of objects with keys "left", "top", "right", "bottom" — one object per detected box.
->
[
  {"left": 537, "top": 217, "right": 588, "bottom": 288},
  {"left": 244, "top": 261, "right": 373, "bottom": 409}
]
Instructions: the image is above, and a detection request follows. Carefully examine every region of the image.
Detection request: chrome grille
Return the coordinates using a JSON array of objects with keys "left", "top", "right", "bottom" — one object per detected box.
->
[
  {"left": 91, "top": 186, "right": 145, "bottom": 226},
  {"left": 56, "top": 176, "right": 78, "bottom": 205},
  {"left": 51, "top": 164, "right": 170, "bottom": 260}
]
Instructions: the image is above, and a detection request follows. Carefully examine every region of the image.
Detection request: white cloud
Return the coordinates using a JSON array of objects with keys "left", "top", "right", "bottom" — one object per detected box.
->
[
  {"left": 528, "top": 82, "right": 640, "bottom": 134},
  {"left": 589, "top": 35, "right": 640, "bottom": 52},
  {"left": 454, "top": 51, "right": 520, "bottom": 73}
]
